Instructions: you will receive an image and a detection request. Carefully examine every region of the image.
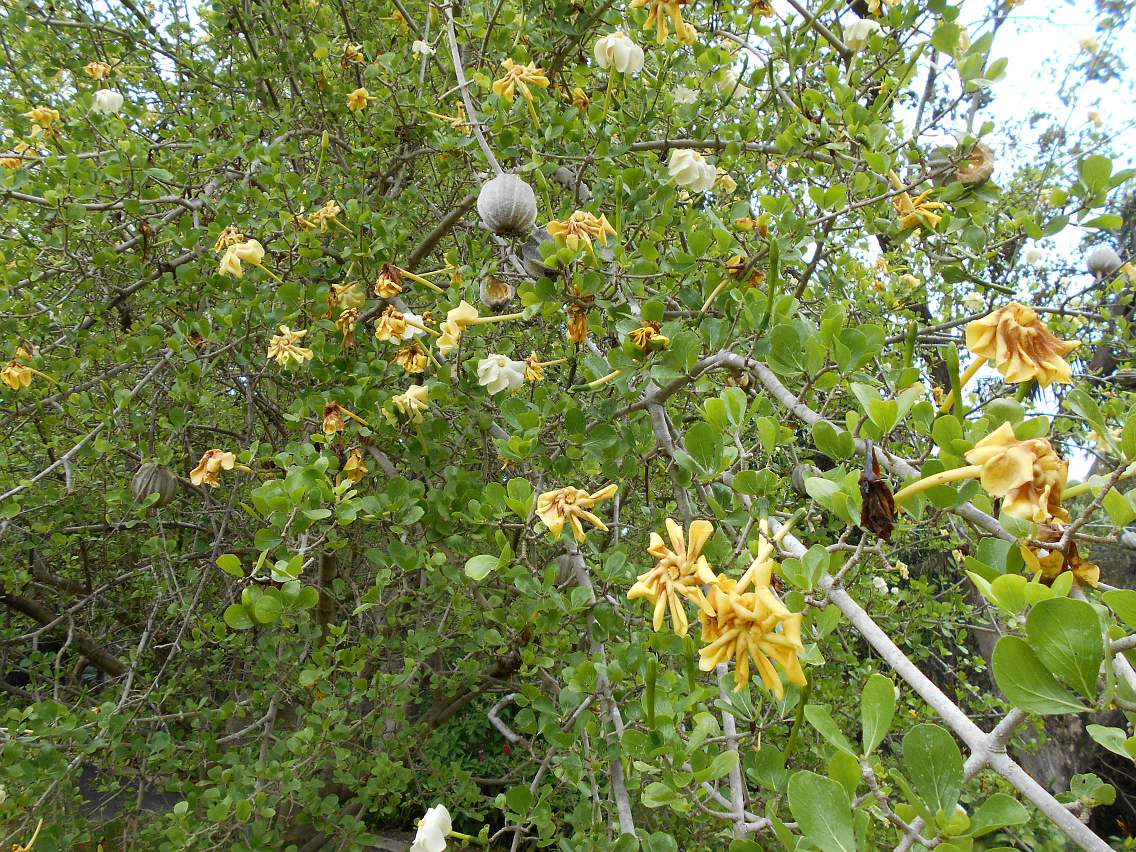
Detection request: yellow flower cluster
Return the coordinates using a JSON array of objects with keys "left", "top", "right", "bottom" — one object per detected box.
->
[
  {"left": 628, "top": 520, "right": 806, "bottom": 696},
  {"left": 189, "top": 449, "right": 250, "bottom": 487},
  {"left": 888, "top": 171, "right": 946, "bottom": 232},
  {"left": 492, "top": 59, "right": 550, "bottom": 126}
]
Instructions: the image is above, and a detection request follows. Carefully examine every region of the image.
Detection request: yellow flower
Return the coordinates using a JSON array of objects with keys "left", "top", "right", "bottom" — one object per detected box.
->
[
  {"left": 341, "top": 42, "right": 365, "bottom": 67},
  {"left": 213, "top": 226, "right": 245, "bottom": 255},
  {"left": 217, "top": 239, "right": 268, "bottom": 278},
  {"left": 375, "top": 306, "right": 409, "bottom": 342},
  {"left": 300, "top": 200, "right": 346, "bottom": 233},
  {"left": 698, "top": 559, "right": 806, "bottom": 697},
  {"left": 570, "top": 87, "right": 590, "bottom": 111},
  {"left": 388, "top": 384, "right": 430, "bottom": 424},
  {"left": 447, "top": 300, "right": 481, "bottom": 329},
  {"left": 888, "top": 171, "right": 946, "bottom": 232},
  {"left": 546, "top": 211, "right": 617, "bottom": 256},
  {"left": 190, "top": 448, "right": 238, "bottom": 488},
  {"left": 867, "top": 0, "right": 897, "bottom": 13},
  {"left": 629, "top": 0, "right": 696, "bottom": 45},
  {"left": 266, "top": 325, "right": 315, "bottom": 366},
  {"left": 374, "top": 264, "right": 404, "bottom": 298},
  {"left": 628, "top": 519, "right": 718, "bottom": 636},
  {"left": 752, "top": 0, "right": 774, "bottom": 16},
  {"left": 567, "top": 304, "right": 589, "bottom": 344},
  {"left": 23, "top": 106, "right": 61, "bottom": 129},
  {"left": 628, "top": 320, "right": 670, "bottom": 351},
  {"left": 322, "top": 401, "right": 367, "bottom": 435},
  {"left": 336, "top": 307, "right": 359, "bottom": 349},
  {"left": 965, "top": 302, "right": 1079, "bottom": 387},
  {"left": 964, "top": 422, "right": 1069, "bottom": 524},
  {"left": 2, "top": 347, "right": 51, "bottom": 390},
  {"left": 725, "top": 254, "right": 765, "bottom": 287},
  {"left": 1020, "top": 534, "right": 1099, "bottom": 588},
  {"left": 524, "top": 351, "right": 544, "bottom": 382},
  {"left": 535, "top": 483, "right": 618, "bottom": 541},
  {"left": 347, "top": 87, "right": 375, "bottom": 111},
  {"left": 716, "top": 170, "right": 737, "bottom": 194},
  {"left": 426, "top": 103, "right": 471, "bottom": 133},
  {"left": 492, "top": 59, "right": 550, "bottom": 126},
  {"left": 395, "top": 341, "right": 429, "bottom": 373},
  {"left": 436, "top": 320, "right": 463, "bottom": 355},
  {"left": 84, "top": 60, "right": 113, "bottom": 80},
  {"left": 342, "top": 448, "right": 368, "bottom": 483}
]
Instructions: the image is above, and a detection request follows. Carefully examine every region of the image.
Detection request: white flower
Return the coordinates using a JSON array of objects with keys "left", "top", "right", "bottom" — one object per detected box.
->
[
  {"left": 399, "top": 311, "right": 427, "bottom": 342},
  {"left": 963, "top": 292, "right": 984, "bottom": 312},
  {"left": 673, "top": 85, "right": 697, "bottom": 105},
  {"left": 477, "top": 354, "right": 526, "bottom": 395},
  {"left": 845, "top": 19, "right": 881, "bottom": 52},
  {"left": 667, "top": 149, "right": 717, "bottom": 193},
  {"left": 716, "top": 68, "right": 749, "bottom": 100},
  {"left": 1024, "top": 246, "right": 1044, "bottom": 266},
  {"left": 91, "top": 89, "right": 124, "bottom": 115},
  {"left": 871, "top": 576, "right": 888, "bottom": 593},
  {"left": 593, "top": 31, "right": 645, "bottom": 75},
  {"left": 410, "top": 804, "right": 451, "bottom": 852},
  {"left": 412, "top": 40, "right": 435, "bottom": 56}
]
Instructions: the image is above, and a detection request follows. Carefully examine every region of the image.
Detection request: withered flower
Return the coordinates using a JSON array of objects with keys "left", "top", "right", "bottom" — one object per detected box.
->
[
  {"left": 627, "top": 320, "right": 670, "bottom": 351},
  {"left": 965, "top": 302, "right": 1079, "bottom": 387}
]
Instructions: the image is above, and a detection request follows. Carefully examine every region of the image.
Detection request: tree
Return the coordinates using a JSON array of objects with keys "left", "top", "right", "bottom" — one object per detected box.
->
[{"left": 1, "top": 0, "right": 1134, "bottom": 848}]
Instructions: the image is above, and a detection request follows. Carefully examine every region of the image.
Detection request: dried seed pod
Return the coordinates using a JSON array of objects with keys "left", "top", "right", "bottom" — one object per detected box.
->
[
  {"left": 790, "top": 463, "right": 820, "bottom": 497},
  {"left": 477, "top": 173, "right": 537, "bottom": 236},
  {"left": 1086, "top": 244, "right": 1122, "bottom": 278},
  {"left": 956, "top": 142, "right": 994, "bottom": 186},
  {"left": 480, "top": 275, "right": 515, "bottom": 311},
  {"left": 131, "top": 462, "right": 179, "bottom": 508}
]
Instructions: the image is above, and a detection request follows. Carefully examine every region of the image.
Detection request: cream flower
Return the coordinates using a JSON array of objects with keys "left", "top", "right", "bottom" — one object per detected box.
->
[
  {"left": 91, "top": 89, "right": 124, "bottom": 115},
  {"left": 628, "top": 519, "right": 718, "bottom": 637},
  {"left": 389, "top": 384, "right": 430, "bottom": 424},
  {"left": 715, "top": 170, "right": 737, "bottom": 194},
  {"left": 84, "top": 60, "right": 113, "bottom": 80},
  {"left": 1024, "top": 246, "right": 1044, "bottom": 266},
  {"left": 411, "top": 40, "right": 436, "bottom": 56},
  {"left": 447, "top": 300, "right": 481, "bottom": 329},
  {"left": 410, "top": 804, "right": 451, "bottom": 852},
  {"left": 667, "top": 149, "right": 717, "bottom": 192},
  {"left": 965, "top": 302, "right": 1079, "bottom": 387},
  {"left": 717, "top": 68, "right": 749, "bottom": 99},
  {"left": 593, "top": 31, "right": 645, "bottom": 75},
  {"left": 845, "top": 19, "right": 881, "bottom": 51},
  {"left": 266, "top": 325, "right": 315, "bottom": 366},
  {"left": 477, "top": 354, "right": 526, "bottom": 395},
  {"left": 964, "top": 422, "right": 1069, "bottom": 524},
  {"left": 673, "top": 85, "right": 698, "bottom": 105},
  {"left": 535, "top": 484, "right": 618, "bottom": 541},
  {"left": 698, "top": 558, "right": 806, "bottom": 697}
]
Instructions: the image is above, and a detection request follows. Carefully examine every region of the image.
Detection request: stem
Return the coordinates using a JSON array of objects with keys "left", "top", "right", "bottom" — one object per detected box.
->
[
  {"left": 402, "top": 317, "right": 440, "bottom": 337},
  {"left": 396, "top": 267, "right": 447, "bottom": 293},
  {"left": 892, "top": 464, "right": 981, "bottom": 505},
  {"left": 443, "top": 3, "right": 502, "bottom": 174},
  {"left": 938, "top": 357, "right": 985, "bottom": 414},
  {"left": 470, "top": 310, "right": 525, "bottom": 325},
  {"left": 699, "top": 277, "right": 731, "bottom": 316},
  {"left": 250, "top": 262, "right": 283, "bottom": 283}
]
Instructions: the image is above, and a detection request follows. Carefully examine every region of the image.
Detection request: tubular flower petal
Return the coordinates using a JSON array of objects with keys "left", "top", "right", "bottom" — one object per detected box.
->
[
  {"left": 84, "top": 60, "right": 113, "bottom": 79},
  {"left": 387, "top": 384, "right": 430, "bottom": 425},
  {"left": 347, "top": 87, "right": 374, "bottom": 111},
  {"left": 341, "top": 449, "right": 368, "bottom": 483},
  {"left": 535, "top": 484, "right": 618, "bottom": 542},
  {"left": 965, "top": 302, "right": 1079, "bottom": 387},
  {"left": 524, "top": 352, "right": 545, "bottom": 382},
  {"left": 964, "top": 422, "right": 1069, "bottom": 524},
  {"left": 266, "top": 326, "right": 314, "bottom": 366},
  {"left": 697, "top": 563, "right": 806, "bottom": 697},
  {"left": 492, "top": 59, "right": 550, "bottom": 126},
  {"left": 546, "top": 211, "right": 617, "bottom": 256},
  {"left": 629, "top": 0, "right": 696, "bottom": 45},
  {"left": 446, "top": 300, "right": 481, "bottom": 329},
  {"left": 888, "top": 171, "right": 946, "bottom": 232},
  {"left": 190, "top": 449, "right": 239, "bottom": 488},
  {"left": 628, "top": 519, "right": 718, "bottom": 637}
]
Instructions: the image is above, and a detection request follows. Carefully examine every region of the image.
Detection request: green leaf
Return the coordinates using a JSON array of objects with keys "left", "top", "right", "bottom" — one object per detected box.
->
[
  {"left": 992, "top": 636, "right": 1089, "bottom": 714},
  {"left": 787, "top": 770, "right": 856, "bottom": 852},
  {"left": 860, "top": 673, "right": 897, "bottom": 755},
  {"left": 293, "top": 586, "right": 320, "bottom": 610},
  {"left": 464, "top": 554, "right": 500, "bottom": 581},
  {"left": 1026, "top": 597, "right": 1104, "bottom": 699},
  {"left": 902, "top": 724, "right": 963, "bottom": 817},
  {"left": 216, "top": 554, "right": 244, "bottom": 578},
  {"left": 685, "top": 421, "right": 724, "bottom": 477},
  {"left": 1079, "top": 154, "right": 1113, "bottom": 192},
  {"left": 252, "top": 592, "right": 283, "bottom": 625},
  {"left": 505, "top": 785, "right": 533, "bottom": 814},
  {"left": 1103, "top": 589, "right": 1136, "bottom": 630},
  {"left": 694, "top": 749, "right": 738, "bottom": 783},
  {"left": 641, "top": 782, "right": 678, "bottom": 808},
  {"left": 1086, "top": 725, "right": 1136, "bottom": 760},
  {"left": 223, "top": 604, "right": 254, "bottom": 630},
  {"left": 968, "top": 793, "right": 1029, "bottom": 837},
  {"left": 804, "top": 705, "right": 857, "bottom": 755},
  {"left": 1102, "top": 488, "right": 1136, "bottom": 526}
]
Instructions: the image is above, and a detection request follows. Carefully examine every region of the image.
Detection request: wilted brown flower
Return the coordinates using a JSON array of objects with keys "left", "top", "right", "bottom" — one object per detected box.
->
[
  {"left": 394, "top": 341, "right": 429, "bottom": 374},
  {"left": 627, "top": 320, "right": 670, "bottom": 351}
]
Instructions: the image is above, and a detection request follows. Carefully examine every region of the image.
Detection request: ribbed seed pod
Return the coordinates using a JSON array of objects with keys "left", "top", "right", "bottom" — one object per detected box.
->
[
  {"left": 477, "top": 173, "right": 537, "bottom": 236},
  {"left": 131, "top": 462, "right": 179, "bottom": 507},
  {"left": 1086, "top": 244, "right": 1122, "bottom": 277}
]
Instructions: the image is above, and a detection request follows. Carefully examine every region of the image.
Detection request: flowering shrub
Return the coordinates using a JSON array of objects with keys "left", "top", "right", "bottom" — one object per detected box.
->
[{"left": 1, "top": 0, "right": 1135, "bottom": 849}]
